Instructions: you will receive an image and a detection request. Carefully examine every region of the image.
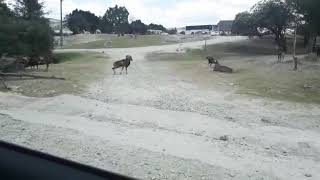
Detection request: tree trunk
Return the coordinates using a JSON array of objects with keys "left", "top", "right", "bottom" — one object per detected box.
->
[
  {"left": 293, "top": 27, "right": 298, "bottom": 71},
  {"left": 293, "top": 57, "right": 298, "bottom": 71},
  {"left": 312, "top": 36, "right": 317, "bottom": 52},
  {"left": 307, "top": 34, "right": 316, "bottom": 53}
]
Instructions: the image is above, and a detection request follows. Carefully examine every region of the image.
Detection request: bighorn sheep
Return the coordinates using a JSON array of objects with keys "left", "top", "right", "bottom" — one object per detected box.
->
[
  {"left": 206, "top": 56, "right": 215, "bottom": 67},
  {"left": 212, "top": 60, "right": 233, "bottom": 73},
  {"left": 112, "top": 55, "right": 133, "bottom": 75}
]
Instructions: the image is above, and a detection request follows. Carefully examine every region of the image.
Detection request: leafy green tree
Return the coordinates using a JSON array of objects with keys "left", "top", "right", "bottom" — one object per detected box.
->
[
  {"left": 101, "top": 5, "right": 129, "bottom": 35},
  {"left": 130, "top": 20, "right": 147, "bottom": 34},
  {"left": 14, "top": 0, "right": 44, "bottom": 20},
  {"left": 287, "top": 0, "right": 320, "bottom": 51},
  {"left": 252, "top": 0, "right": 293, "bottom": 51},
  {"left": 0, "top": 0, "right": 53, "bottom": 57},
  {"left": 66, "top": 9, "right": 100, "bottom": 34},
  {"left": 148, "top": 23, "right": 167, "bottom": 31},
  {"left": 232, "top": 11, "right": 258, "bottom": 36}
]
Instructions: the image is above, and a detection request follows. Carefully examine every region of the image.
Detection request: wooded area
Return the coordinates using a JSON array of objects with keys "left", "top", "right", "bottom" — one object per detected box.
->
[
  {"left": 232, "top": 0, "right": 320, "bottom": 53},
  {"left": 65, "top": 5, "right": 169, "bottom": 35}
]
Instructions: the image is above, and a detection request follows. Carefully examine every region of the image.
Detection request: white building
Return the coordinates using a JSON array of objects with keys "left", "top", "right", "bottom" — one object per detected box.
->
[
  {"left": 147, "top": 29, "right": 163, "bottom": 35},
  {"left": 185, "top": 25, "right": 218, "bottom": 35},
  {"left": 53, "top": 28, "right": 73, "bottom": 36}
]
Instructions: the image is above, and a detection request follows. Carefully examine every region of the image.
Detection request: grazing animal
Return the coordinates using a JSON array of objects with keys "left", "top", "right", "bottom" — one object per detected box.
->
[
  {"left": 112, "top": 55, "right": 133, "bottom": 75},
  {"left": 38, "top": 56, "right": 52, "bottom": 71},
  {"left": 277, "top": 50, "right": 285, "bottom": 63},
  {"left": 206, "top": 56, "right": 215, "bottom": 67},
  {"left": 26, "top": 55, "right": 51, "bottom": 71},
  {"left": 28, "top": 56, "right": 40, "bottom": 69},
  {"left": 212, "top": 60, "right": 233, "bottom": 73}
]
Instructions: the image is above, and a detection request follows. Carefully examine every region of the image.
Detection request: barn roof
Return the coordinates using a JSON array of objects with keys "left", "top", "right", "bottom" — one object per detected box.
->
[{"left": 217, "top": 20, "right": 234, "bottom": 31}]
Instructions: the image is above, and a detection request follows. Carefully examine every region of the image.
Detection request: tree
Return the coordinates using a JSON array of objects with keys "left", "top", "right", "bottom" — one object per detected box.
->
[
  {"left": 101, "top": 5, "right": 129, "bottom": 35},
  {"left": 0, "top": 0, "right": 53, "bottom": 57},
  {"left": 14, "top": 0, "right": 44, "bottom": 20},
  {"left": 167, "top": 28, "right": 177, "bottom": 35},
  {"left": 252, "top": 0, "right": 293, "bottom": 51},
  {"left": 148, "top": 23, "right": 167, "bottom": 31},
  {"left": 130, "top": 20, "right": 147, "bottom": 34},
  {"left": 287, "top": 0, "right": 320, "bottom": 52},
  {"left": 66, "top": 9, "right": 100, "bottom": 34},
  {"left": 232, "top": 11, "right": 258, "bottom": 36}
]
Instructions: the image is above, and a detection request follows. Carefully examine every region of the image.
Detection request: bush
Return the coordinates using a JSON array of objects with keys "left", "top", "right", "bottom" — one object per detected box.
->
[{"left": 0, "top": 1, "right": 53, "bottom": 58}]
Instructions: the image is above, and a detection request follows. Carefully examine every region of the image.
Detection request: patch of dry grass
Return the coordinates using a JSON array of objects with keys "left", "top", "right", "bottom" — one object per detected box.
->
[
  {"left": 1, "top": 52, "right": 109, "bottom": 97},
  {"left": 146, "top": 37, "right": 320, "bottom": 104}
]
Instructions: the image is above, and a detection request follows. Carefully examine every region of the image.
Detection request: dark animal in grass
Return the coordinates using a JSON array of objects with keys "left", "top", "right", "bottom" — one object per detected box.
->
[
  {"left": 277, "top": 50, "right": 284, "bottom": 63},
  {"left": 112, "top": 55, "right": 133, "bottom": 75},
  {"left": 26, "top": 56, "right": 51, "bottom": 71},
  {"left": 28, "top": 56, "right": 40, "bottom": 69},
  {"left": 206, "top": 56, "right": 216, "bottom": 67},
  {"left": 38, "top": 56, "right": 52, "bottom": 71},
  {"left": 212, "top": 60, "right": 233, "bottom": 73}
]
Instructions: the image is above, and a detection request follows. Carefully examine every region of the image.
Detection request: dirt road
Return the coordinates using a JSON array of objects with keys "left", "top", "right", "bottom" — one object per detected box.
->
[{"left": 1, "top": 36, "right": 320, "bottom": 180}]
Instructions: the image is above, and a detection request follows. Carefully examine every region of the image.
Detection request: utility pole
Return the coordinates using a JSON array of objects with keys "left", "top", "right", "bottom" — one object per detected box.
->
[
  {"left": 60, "top": 0, "right": 63, "bottom": 48},
  {"left": 293, "top": 25, "right": 298, "bottom": 70}
]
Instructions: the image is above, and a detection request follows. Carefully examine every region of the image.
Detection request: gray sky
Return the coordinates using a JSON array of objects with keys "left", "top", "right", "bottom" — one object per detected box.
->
[{"left": 7, "top": 0, "right": 260, "bottom": 27}]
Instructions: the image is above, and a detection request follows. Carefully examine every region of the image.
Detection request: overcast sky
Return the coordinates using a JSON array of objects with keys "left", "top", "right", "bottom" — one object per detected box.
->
[{"left": 7, "top": 0, "right": 259, "bottom": 27}]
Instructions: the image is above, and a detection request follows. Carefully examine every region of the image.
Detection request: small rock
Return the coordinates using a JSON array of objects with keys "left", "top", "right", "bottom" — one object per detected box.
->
[
  {"left": 261, "top": 118, "right": 271, "bottom": 124},
  {"left": 225, "top": 116, "right": 233, "bottom": 120},
  {"left": 305, "top": 174, "right": 312, "bottom": 178},
  {"left": 303, "top": 84, "right": 313, "bottom": 89},
  {"left": 227, "top": 172, "right": 236, "bottom": 177},
  {"left": 219, "top": 135, "right": 229, "bottom": 141},
  {"left": 229, "top": 83, "right": 235, "bottom": 86},
  {"left": 96, "top": 152, "right": 101, "bottom": 156},
  {"left": 282, "top": 151, "right": 288, "bottom": 156}
]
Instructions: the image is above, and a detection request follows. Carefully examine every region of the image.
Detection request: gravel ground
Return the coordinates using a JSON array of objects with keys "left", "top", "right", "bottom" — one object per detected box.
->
[{"left": 1, "top": 36, "right": 320, "bottom": 180}]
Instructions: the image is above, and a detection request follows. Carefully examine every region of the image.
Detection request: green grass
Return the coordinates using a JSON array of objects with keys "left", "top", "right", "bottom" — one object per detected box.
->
[
  {"left": 53, "top": 52, "right": 85, "bottom": 63},
  {"left": 62, "top": 35, "right": 172, "bottom": 49}
]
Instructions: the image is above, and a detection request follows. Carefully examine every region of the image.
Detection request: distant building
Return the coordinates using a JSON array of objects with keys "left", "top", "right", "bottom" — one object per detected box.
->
[
  {"left": 217, "top": 20, "right": 234, "bottom": 35},
  {"left": 53, "top": 28, "right": 73, "bottom": 36},
  {"left": 185, "top": 25, "right": 214, "bottom": 35},
  {"left": 96, "top": 29, "right": 101, "bottom": 34},
  {"left": 147, "top": 29, "right": 163, "bottom": 35},
  {"left": 184, "top": 25, "right": 220, "bottom": 35}
]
